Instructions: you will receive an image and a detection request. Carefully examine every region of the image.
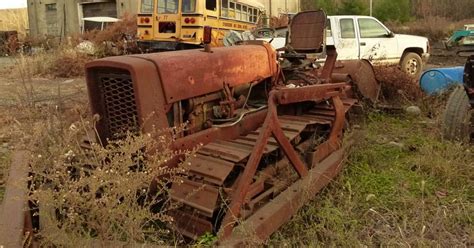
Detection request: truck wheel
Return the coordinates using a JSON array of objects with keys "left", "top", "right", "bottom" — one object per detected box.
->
[
  {"left": 401, "top": 52, "right": 423, "bottom": 78},
  {"left": 442, "top": 85, "right": 472, "bottom": 142}
]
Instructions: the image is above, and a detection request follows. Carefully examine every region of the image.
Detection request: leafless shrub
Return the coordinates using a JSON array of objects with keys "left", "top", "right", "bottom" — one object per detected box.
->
[
  {"left": 48, "top": 48, "right": 92, "bottom": 78},
  {"left": 17, "top": 105, "right": 191, "bottom": 246},
  {"left": 270, "top": 15, "right": 290, "bottom": 28},
  {"left": 80, "top": 13, "right": 139, "bottom": 56},
  {"left": 373, "top": 65, "right": 424, "bottom": 104}
]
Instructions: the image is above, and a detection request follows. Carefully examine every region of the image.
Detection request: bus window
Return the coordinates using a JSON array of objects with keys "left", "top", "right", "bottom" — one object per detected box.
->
[
  {"left": 206, "top": 0, "right": 216, "bottom": 11},
  {"left": 158, "top": 0, "right": 178, "bottom": 14},
  {"left": 221, "top": 0, "right": 228, "bottom": 17},
  {"left": 182, "top": 0, "right": 196, "bottom": 13},
  {"left": 253, "top": 8, "right": 258, "bottom": 23},
  {"left": 229, "top": 2, "right": 235, "bottom": 18},
  {"left": 236, "top": 4, "right": 241, "bottom": 20},
  {"left": 248, "top": 7, "right": 254, "bottom": 22},
  {"left": 242, "top": 6, "right": 248, "bottom": 22},
  {"left": 141, "top": 0, "right": 154, "bottom": 13}
]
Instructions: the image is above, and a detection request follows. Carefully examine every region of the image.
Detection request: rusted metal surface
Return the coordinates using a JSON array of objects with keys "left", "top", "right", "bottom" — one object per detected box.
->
[
  {"left": 133, "top": 44, "right": 277, "bottom": 104},
  {"left": 287, "top": 10, "right": 327, "bottom": 52},
  {"left": 321, "top": 45, "right": 338, "bottom": 81},
  {"left": 186, "top": 154, "right": 235, "bottom": 185},
  {"left": 220, "top": 148, "right": 345, "bottom": 246},
  {"left": 170, "top": 210, "right": 213, "bottom": 239},
  {"left": 0, "top": 150, "right": 31, "bottom": 248},
  {"left": 170, "top": 179, "right": 219, "bottom": 217},
  {"left": 333, "top": 59, "right": 381, "bottom": 103},
  {"left": 86, "top": 58, "right": 170, "bottom": 144}
]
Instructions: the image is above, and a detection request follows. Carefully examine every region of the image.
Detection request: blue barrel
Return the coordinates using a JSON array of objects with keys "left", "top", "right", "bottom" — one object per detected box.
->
[{"left": 419, "top": 67, "right": 464, "bottom": 95}]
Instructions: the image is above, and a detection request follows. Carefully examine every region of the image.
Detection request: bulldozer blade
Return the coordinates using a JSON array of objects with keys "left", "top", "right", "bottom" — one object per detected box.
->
[{"left": 332, "top": 59, "right": 381, "bottom": 104}]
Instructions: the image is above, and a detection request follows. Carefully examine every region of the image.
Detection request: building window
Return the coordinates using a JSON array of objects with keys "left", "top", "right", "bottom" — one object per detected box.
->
[{"left": 45, "top": 3, "right": 57, "bottom": 11}]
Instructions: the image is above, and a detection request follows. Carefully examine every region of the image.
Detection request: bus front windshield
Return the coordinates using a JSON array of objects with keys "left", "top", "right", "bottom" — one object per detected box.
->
[
  {"left": 182, "top": 0, "right": 196, "bottom": 13},
  {"left": 158, "top": 0, "right": 179, "bottom": 14},
  {"left": 140, "top": 0, "right": 154, "bottom": 13}
]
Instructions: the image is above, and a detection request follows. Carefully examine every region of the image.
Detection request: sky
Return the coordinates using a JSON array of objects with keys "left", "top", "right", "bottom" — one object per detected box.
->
[{"left": 0, "top": 0, "right": 27, "bottom": 10}]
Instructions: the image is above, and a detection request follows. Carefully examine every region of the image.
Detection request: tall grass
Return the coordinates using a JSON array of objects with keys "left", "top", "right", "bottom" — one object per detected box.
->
[{"left": 270, "top": 112, "right": 473, "bottom": 246}]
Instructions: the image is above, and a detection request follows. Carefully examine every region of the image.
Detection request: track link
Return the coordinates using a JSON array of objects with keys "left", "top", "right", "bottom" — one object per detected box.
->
[{"left": 169, "top": 99, "right": 355, "bottom": 239}]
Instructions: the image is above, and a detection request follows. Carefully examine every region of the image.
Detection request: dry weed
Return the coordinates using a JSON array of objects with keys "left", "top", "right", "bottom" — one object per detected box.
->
[
  {"left": 25, "top": 113, "right": 190, "bottom": 246},
  {"left": 373, "top": 65, "right": 424, "bottom": 104},
  {"left": 48, "top": 49, "right": 92, "bottom": 78},
  {"left": 80, "top": 13, "right": 138, "bottom": 56}
]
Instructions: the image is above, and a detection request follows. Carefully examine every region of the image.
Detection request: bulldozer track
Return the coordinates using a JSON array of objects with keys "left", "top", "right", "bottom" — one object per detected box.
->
[{"left": 169, "top": 98, "right": 356, "bottom": 239}]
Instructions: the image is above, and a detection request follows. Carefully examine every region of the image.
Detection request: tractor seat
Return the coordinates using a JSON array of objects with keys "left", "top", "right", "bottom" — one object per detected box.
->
[{"left": 282, "top": 10, "right": 327, "bottom": 59}]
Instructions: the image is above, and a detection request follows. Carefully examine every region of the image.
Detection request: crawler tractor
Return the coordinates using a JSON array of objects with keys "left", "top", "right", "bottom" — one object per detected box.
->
[{"left": 0, "top": 11, "right": 380, "bottom": 246}]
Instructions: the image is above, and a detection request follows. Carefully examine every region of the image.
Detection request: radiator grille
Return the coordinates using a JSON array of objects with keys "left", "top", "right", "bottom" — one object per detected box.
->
[{"left": 98, "top": 72, "right": 139, "bottom": 137}]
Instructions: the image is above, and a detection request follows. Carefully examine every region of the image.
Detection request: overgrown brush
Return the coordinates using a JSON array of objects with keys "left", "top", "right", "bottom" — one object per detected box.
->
[
  {"left": 24, "top": 112, "right": 190, "bottom": 246},
  {"left": 79, "top": 13, "right": 139, "bottom": 56},
  {"left": 48, "top": 48, "right": 92, "bottom": 78},
  {"left": 373, "top": 65, "right": 424, "bottom": 104}
]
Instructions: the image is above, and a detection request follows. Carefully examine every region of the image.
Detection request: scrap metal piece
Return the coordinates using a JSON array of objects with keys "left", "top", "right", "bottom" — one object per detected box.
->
[
  {"left": 0, "top": 151, "right": 32, "bottom": 247},
  {"left": 333, "top": 59, "right": 381, "bottom": 103}
]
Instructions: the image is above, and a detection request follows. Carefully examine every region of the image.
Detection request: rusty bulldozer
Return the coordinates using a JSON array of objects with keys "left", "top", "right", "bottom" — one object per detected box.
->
[{"left": 0, "top": 11, "right": 380, "bottom": 246}]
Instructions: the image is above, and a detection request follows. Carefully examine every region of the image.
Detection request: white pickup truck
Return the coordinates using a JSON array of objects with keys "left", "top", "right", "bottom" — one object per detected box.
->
[{"left": 256, "top": 15, "right": 430, "bottom": 77}]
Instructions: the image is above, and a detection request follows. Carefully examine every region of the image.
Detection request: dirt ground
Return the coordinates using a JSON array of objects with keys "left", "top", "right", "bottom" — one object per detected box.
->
[
  {"left": 0, "top": 58, "right": 86, "bottom": 108},
  {"left": 428, "top": 42, "right": 469, "bottom": 68}
]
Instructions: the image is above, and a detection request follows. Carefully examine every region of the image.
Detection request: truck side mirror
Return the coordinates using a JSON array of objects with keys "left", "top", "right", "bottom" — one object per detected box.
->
[{"left": 387, "top": 31, "right": 395, "bottom": 38}]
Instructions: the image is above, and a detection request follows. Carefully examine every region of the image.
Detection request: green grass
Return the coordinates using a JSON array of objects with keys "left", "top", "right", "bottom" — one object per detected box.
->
[{"left": 270, "top": 112, "right": 473, "bottom": 246}]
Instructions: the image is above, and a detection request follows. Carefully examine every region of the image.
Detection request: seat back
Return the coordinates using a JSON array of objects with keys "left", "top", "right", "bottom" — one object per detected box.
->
[{"left": 286, "top": 10, "right": 327, "bottom": 54}]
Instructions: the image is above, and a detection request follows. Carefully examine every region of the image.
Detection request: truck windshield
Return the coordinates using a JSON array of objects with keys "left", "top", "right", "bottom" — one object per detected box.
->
[
  {"left": 182, "top": 0, "right": 196, "bottom": 13},
  {"left": 158, "top": 0, "right": 178, "bottom": 14},
  {"left": 141, "top": 0, "right": 154, "bottom": 13}
]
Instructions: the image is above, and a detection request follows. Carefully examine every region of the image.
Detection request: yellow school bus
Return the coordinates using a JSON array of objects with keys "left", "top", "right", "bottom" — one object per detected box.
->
[{"left": 137, "top": 0, "right": 263, "bottom": 51}]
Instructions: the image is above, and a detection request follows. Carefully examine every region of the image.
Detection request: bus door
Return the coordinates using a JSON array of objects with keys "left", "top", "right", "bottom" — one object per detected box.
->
[
  {"left": 155, "top": 0, "right": 181, "bottom": 42},
  {"left": 138, "top": 0, "right": 155, "bottom": 41},
  {"left": 204, "top": 0, "right": 221, "bottom": 46}
]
